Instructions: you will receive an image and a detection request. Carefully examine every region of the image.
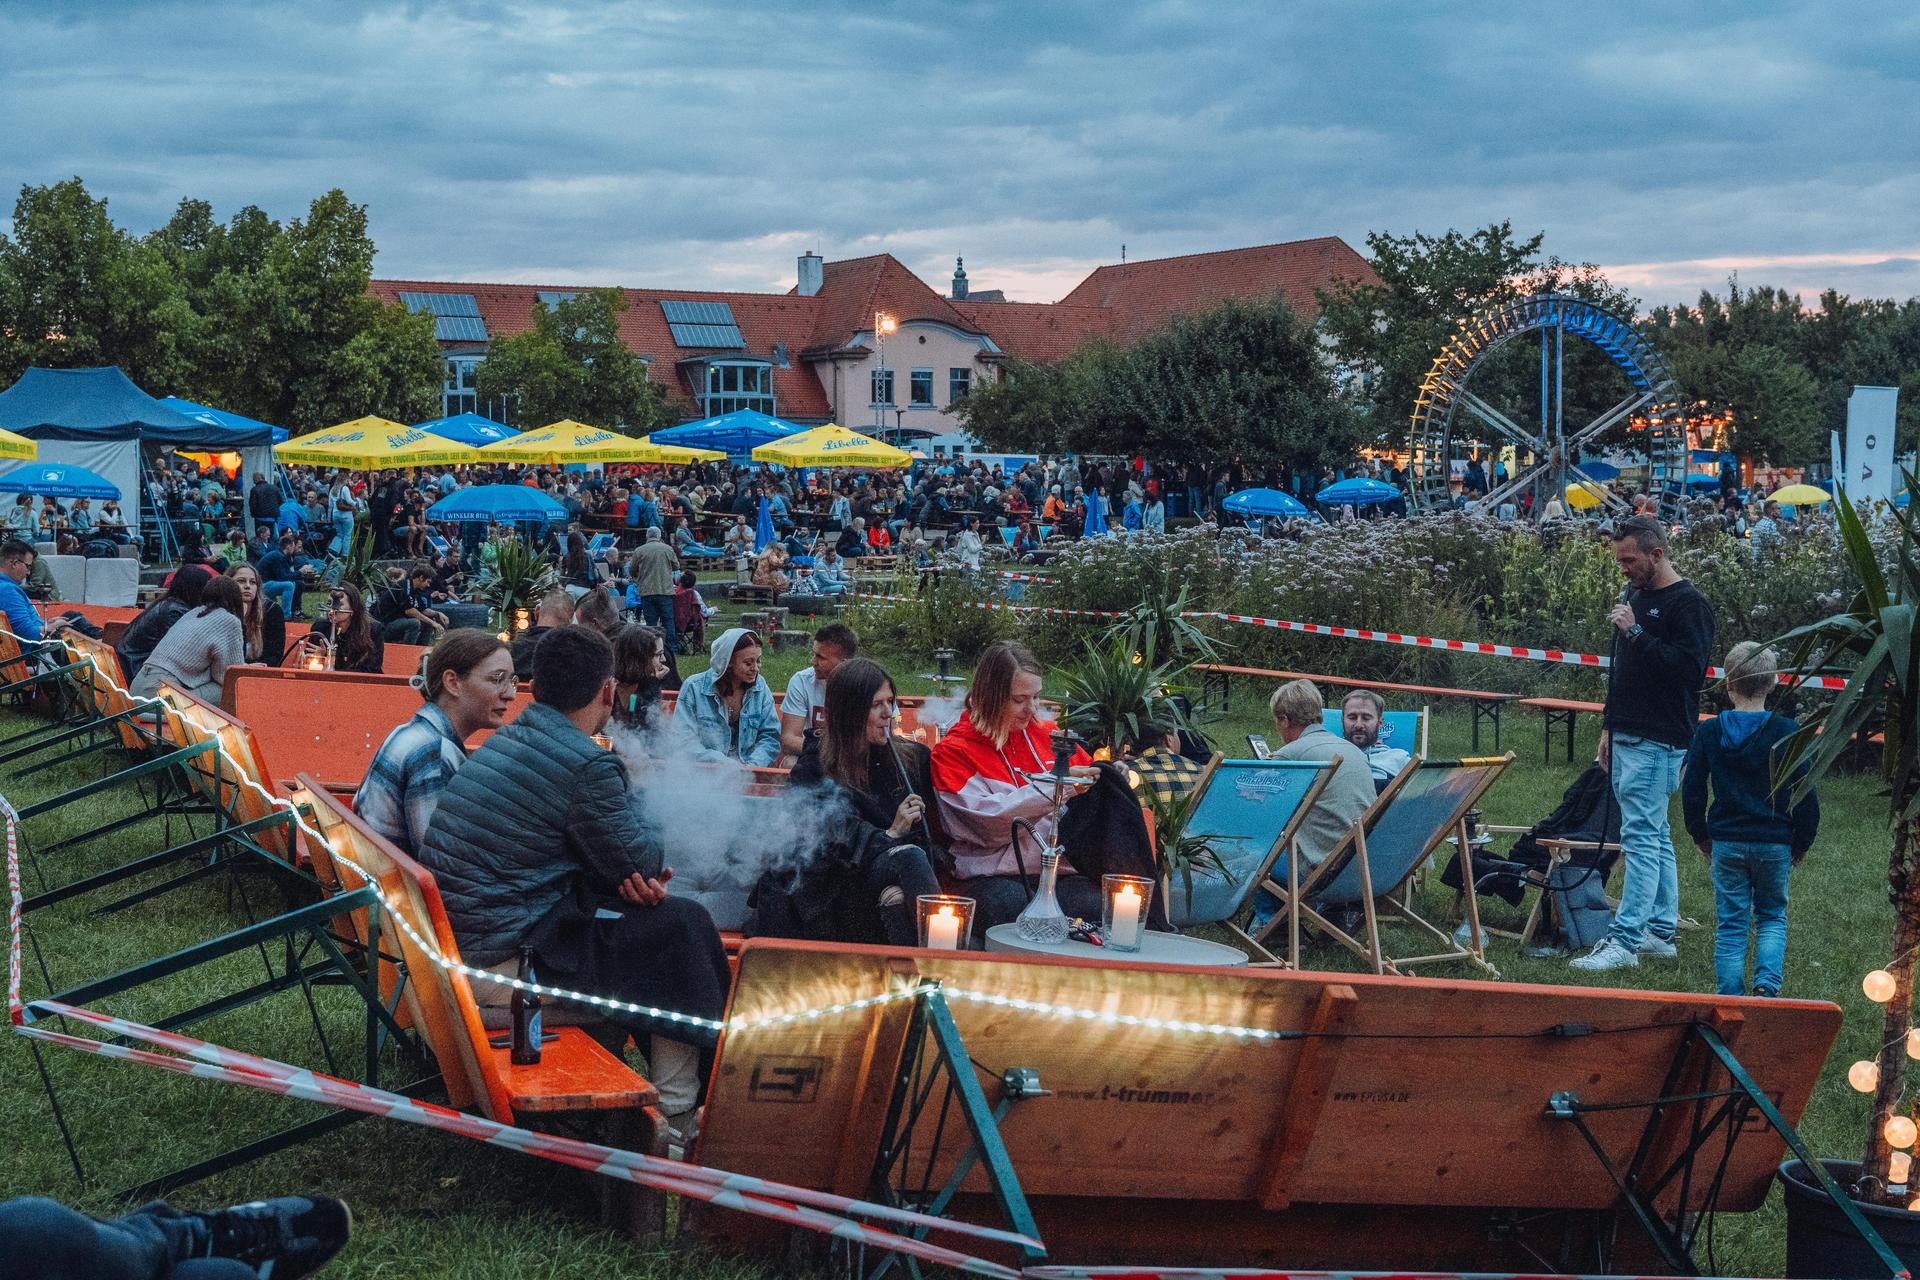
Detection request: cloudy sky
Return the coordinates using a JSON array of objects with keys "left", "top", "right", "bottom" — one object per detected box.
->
[{"left": 4, "top": 1, "right": 1916, "bottom": 309}]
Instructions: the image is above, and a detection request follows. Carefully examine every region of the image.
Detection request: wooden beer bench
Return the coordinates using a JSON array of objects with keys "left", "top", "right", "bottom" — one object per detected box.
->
[{"left": 1195, "top": 663, "right": 1517, "bottom": 752}]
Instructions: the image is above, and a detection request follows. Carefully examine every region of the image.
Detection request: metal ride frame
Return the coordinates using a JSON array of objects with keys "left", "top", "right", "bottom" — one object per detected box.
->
[{"left": 1407, "top": 293, "right": 1690, "bottom": 516}]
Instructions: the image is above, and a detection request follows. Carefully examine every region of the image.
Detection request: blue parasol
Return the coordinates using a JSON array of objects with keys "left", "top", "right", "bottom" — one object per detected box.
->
[
  {"left": 425, "top": 484, "right": 567, "bottom": 523},
  {"left": 754, "top": 494, "right": 776, "bottom": 553},
  {"left": 412, "top": 412, "right": 518, "bottom": 448},
  {"left": 1223, "top": 487, "right": 1311, "bottom": 519},
  {"left": 653, "top": 409, "right": 809, "bottom": 459},
  {"left": 1315, "top": 477, "right": 1400, "bottom": 507},
  {"left": 0, "top": 462, "right": 120, "bottom": 499}
]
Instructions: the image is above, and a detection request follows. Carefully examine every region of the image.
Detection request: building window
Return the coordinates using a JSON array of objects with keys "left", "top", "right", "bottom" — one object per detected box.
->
[
  {"left": 870, "top": 368, "right": 895, "bottom": 407},
  {"left": 443, "top": 356, "right": 480, "bottom": 417},
  {"left": 949, "top": 367, "right": 971, "bottom": 401},
  {"left": 702, "top": 360, "right": 774, "bottom": 416},
  {"left": 909, "top": 369, "right": 934, "bottom": 407}
]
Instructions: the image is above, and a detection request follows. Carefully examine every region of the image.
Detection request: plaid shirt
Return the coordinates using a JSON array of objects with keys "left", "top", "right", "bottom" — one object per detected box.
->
[
  {"left": 1128, "top": 746, "right": 1205, "bottom": 805},
  {"left": 354, "top": 701, "right": 466, "bottom": 856}
]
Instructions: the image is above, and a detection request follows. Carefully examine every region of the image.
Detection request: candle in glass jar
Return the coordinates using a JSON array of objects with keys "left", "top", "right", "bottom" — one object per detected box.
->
[
  {"left": 926, "top": 904, "right": 961, "bottom": 950},
  {"left": 1110, "top": 883, "right": 1143, "bottom": 949}
]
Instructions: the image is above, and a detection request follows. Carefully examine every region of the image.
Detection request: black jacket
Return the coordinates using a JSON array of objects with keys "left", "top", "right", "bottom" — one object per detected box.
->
[
  {"left": 117, "top": 598, "right": 189, "bottom": 680},
  {"left": 1604, "top": 578, "right": 1715, "bottom": 748}
]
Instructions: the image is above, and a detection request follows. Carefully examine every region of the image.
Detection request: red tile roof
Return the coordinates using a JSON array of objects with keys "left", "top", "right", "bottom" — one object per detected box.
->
[
  {"left": 1055, "top": 236, "right": 1378, "bottom": 344},
  {"left": 369, "top": 235, "right": 1376, "bottom": 417}
]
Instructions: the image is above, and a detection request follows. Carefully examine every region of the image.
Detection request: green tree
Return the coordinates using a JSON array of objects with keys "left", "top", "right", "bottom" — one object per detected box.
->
[
  {"left": 475, "top": 289, "right": 668, "bottom": 432},
  {"left": 1644, "top": 284, "right": 1825, "bottom": 464}
]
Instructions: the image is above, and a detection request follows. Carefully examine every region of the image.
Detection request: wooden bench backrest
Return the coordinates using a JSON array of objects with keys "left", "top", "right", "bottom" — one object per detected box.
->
[
  {"left": 293, "top": 773, "right": 498, "bottom": 1117},
  {"left": 58, "top": 632, "right": 152, "bottom": 752},
  {"left": 154, "top": 682, "right": 300, "bottom": 864}
]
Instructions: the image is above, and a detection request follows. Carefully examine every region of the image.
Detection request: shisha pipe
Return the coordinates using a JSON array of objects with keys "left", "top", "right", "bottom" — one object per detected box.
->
[{"left": 887, "top": 705, "right": 933, "bottom": 849}]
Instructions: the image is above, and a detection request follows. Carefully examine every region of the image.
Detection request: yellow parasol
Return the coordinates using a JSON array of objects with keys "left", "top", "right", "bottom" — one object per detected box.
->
[
  {"left": 0, "top": 428, "right": 38, "bottom": 462},
  {"left": 275, "top": 417, "right": 481, "bottom": 468},
  {"left": 1563, "top": 480, "right": 1610, "bottom": 511},
  {"left": 482, "top": 420, "right": 723, "bottom": 465},
  {"left": 751, "top": 423, "right": 910, "bottom": 468},
  {"left": 1768, "top": 484, "right": 1830, "bottom": 507}
]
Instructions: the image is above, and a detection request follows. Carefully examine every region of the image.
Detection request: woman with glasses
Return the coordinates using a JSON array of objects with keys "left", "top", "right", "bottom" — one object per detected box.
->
[
  {"left": 354, "top": 630, "right": 516, "bottom": 856},
  {"left": 298, "top": 583, "right": 384, "bottom": 674}
]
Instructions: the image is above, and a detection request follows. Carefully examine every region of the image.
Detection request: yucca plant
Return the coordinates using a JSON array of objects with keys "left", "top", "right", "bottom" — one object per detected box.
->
[
  {"left": 1101, "top": 584, "right": 1222, "bottom": 668},
  {"left": 1143, "top": 782, "right": 1230, "bottom": 908},
  {"left": 1775, "top": 473, "right": 1919, "bottom": 1203},
  {"left": 473, "top": 535, "right": 560, "bottom": 630},
  {"left": 1061, "top": 637, "right": 1192, "bottom": 755},
  {"left": 323, "top": 521, "right": 383, "bottom": 597}
]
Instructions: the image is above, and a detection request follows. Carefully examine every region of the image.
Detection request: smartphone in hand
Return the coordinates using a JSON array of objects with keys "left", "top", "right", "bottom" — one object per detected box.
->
[{"left": 1245, "top": 734, "right": 1272, "bottom": 760}]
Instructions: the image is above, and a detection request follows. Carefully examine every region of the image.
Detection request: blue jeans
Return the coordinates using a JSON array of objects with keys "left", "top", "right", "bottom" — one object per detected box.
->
[
  {"left": 639, "top": 594, "right": 680, "bottom": 654},
  {"left": 1710, "top": 841, "right": 1791, "bottom": 995},
  {"left": 0, "top": 1197, "right": 255, "bottom": 1278},
  {"left": 262, "top": 579, "right": 296, "bottom": 617},
  {"left": 1607, "top": 734, "right": 1685, "bottom": 951},
  {"left": 331, "top": 514, "right": 354, "bottom": 555}
]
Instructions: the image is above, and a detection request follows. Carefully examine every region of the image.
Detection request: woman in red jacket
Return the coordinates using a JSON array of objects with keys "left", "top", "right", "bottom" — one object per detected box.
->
[{"left": 929, "top": 641, "right": 1099, "bottom": 928}]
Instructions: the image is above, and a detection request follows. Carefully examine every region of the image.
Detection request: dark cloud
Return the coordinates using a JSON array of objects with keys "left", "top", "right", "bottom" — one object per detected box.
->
[{"left": 2, "top": 0, "right": 1915, "bottom": 305}]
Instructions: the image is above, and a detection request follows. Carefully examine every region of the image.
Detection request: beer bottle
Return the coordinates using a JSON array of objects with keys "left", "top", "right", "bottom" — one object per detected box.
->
[{"left": 510, "top": 946, "right": 542, "bottom": 1065}]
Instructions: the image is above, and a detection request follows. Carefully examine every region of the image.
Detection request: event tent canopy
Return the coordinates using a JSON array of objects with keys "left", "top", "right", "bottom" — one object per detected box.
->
[
  {"left": 0, "top": 367, "right": 271, "bottom": 444},
  {"left": 159, "top": 396, "right": 290, "bottom": 444},
  {"left": 412, "top": 412, "right": 518, "bottom": 448},
  {"left": 750, "top": 424, "right": 909, "bottom": 468},
  {"left": 652, "top": 408, "right": 809, "bottom": 458}
]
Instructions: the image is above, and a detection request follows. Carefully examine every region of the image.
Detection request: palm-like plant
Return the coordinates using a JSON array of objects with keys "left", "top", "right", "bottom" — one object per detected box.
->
[
  {"left": 1061, "top": 638, "right": 1191, "bottom": 755},
  {"left": 1144, "top": 783, "right": 1230, "bottom": 908},
  {"left": 1102, "top": 585, "right": 1222, "bottom": 669},
  {"left": 473, "top": 535, "right": 560, "bottom": 630},
  {"left": 1776, "top": 477, "right": 1918, "bottom": 1202}
]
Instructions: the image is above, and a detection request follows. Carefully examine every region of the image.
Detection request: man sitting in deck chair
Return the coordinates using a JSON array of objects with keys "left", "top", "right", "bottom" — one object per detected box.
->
[
  {"left": 419, "top": 624, "right": 733, "bottom": 1150},
  {"left": 1245, "top": 680, "right": 1378, "bottom": 941},
  {"left": 1338, "top": 690, "right": 1412, "bottom": 793}
]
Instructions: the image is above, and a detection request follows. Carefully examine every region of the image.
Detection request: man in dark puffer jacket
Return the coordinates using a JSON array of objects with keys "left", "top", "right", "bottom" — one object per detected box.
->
[{"left": 418, "top": 624, "right": 730, "bottom": 1137}]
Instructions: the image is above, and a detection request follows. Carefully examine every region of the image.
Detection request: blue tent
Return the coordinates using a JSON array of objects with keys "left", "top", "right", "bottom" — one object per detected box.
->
[
  {"left": 754, "top": 495, "right": 776, "bottom": 553},
  {"left": 426, "top": 484, "right": 566, "bottom": 523},
  {"left": 1315, "top": 477, "right": 1400, "bottom": 507},
  {"left": 0, "top": 462, "right": 120, "bottom": 499},
  {"left": 653, "top": 409, "right": 809, "bottom": 458},
  {"left": 412, "top": 412, "right": 517, "bottom": 448},
  {"left": 159, "top": 396, "right": 290, "bottom": 444},
  {"left": 0, "top": 367, "right": 242, "bottom": 443},
  {"left": 1223, "top": 487, "right": 1311, "bottom": 520}
]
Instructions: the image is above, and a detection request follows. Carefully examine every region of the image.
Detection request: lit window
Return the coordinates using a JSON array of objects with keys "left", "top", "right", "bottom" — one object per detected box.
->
[{"left": 910, "top": 369, "right": 934, "bottom": 406}]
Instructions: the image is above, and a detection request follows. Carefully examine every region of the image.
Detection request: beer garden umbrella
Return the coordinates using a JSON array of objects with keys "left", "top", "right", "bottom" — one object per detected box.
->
[
  {"left": 0, "top": 461, "right": 118, "bottom": 499},
  {"left": 275, "top": 417, "right": 481, "bottom": 468},
  {"left": 1769, "top": 484, "right": 1831, "bottom": 507},
  {"left": 1315, "top": 477, "right": 1401, "bottom": 507},
  {"left": 750, "top": 423, "right": 910, "bottom": 469},
  {"left": 1222, "top": 488, "right": 1311, "bottom": 520},
  {"left": 425, "top": 484, "right": 568, "bottom": 523},
  {"left": 483, "top": 420, "right": 722, "bottom": 465},
  {"left": 0, "top": 428, "right": 37, "bottom": 462}
]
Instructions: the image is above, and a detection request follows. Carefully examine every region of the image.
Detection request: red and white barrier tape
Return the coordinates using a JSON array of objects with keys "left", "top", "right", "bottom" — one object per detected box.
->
[
  {"left": 5, "top": 795, "right": 20, "bottom": 1027},
  {"left": 847, "top": 594, "right": 1849, "bottom": 690}
]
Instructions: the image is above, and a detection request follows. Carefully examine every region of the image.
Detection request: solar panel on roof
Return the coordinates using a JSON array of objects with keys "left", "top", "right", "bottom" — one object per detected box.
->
[
  {"left": 435, "top": 316, "right": 489, "bottom": 342},
  {"left": 661, "top": 299, "right": 737, "bottom": 325},
  {"left": 668, "top": 322, "right": 746, "bottom": 349},
  {"left": 398, "top": 291, "right": 481, "bottom": 317}
]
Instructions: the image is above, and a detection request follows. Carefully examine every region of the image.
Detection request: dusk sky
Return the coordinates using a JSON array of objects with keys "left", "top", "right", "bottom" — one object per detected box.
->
[{"left": 4, "top": 1, "right": 1916, "bottom": 309}]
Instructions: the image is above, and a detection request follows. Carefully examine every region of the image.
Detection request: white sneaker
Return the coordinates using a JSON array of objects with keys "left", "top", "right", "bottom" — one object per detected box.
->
[
  {"left": 1569, "top": 938, "right": 1639, "bottom": 971},
  {"left": 1637, "top": 935, "right": 1678, "bottom": 959}
]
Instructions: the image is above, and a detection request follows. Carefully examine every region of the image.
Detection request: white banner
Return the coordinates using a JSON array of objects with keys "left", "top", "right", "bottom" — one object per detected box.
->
[{"left": 1846, "top": 385, "right": 1899, "bottom": 503}]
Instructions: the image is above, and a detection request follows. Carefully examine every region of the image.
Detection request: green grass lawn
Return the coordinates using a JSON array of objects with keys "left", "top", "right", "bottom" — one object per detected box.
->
[{"left": 0, "top": 586, "right": 1899, "bottom": 1277}]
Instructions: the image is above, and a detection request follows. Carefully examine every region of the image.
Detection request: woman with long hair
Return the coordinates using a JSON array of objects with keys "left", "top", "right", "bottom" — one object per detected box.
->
[
  {"left": 928, "top": 640, "right": 1101, "bottom": 928},
  {"left": 573, "top": 584, "right": 621, "bottom": 637},
  {"left": 300, "top": 582, "right": 384, "bottom": 674},
  {"left": 562, "top": 531, "right": 593, "bottom": 589},
  {"left": 354, "top": 630, "right": 516, "bottom": 855},
  {"left": 753, "top": 657, "right": 946, "bottom": 945},
  {"left": 226, "top": 563, "right": 287, "bottom": 665},
  {"left": 751, "top": 543, "right": 791, "bottom": 593},
  {"left": 129, "top": 575, "right": 247, "bottom": 702},
  {"left": 116, "top": 564, "right": 212, "bottom": 682},
  {"left": 609, "top": 623, "right": 670, "bottom": 735},
  {"left": 668, "top": 628, "right": 779, "bottom": 765}
]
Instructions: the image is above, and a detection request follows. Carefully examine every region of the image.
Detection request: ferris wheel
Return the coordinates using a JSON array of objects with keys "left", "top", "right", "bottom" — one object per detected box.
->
[{"left": 1406, "top": 293, "right": 1690, "bottom": 512}]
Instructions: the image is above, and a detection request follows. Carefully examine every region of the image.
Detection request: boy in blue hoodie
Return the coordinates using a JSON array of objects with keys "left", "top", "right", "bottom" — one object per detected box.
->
[{"left": 1682, "top": 641, "right": 1819, "bottom": 996}]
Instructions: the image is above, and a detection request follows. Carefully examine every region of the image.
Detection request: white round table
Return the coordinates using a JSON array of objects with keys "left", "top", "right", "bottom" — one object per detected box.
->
[{"left": 983, "top": 924, "right": 1249, "bottom": 967}]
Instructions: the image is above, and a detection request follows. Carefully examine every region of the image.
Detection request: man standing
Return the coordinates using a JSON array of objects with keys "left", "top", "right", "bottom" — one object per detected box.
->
[
  {"left": 1571, "top": 515, "right": 1715, "bottom": 972},
  {"left": 630, "top": 526, "right": 680, "bottom": 653},
  {"left": 1339, "top": 689, "right": 1412, "bottom": 792}
]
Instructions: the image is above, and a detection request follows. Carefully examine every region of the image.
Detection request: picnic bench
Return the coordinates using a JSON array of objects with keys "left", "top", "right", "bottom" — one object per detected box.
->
[
  {"left": 294, "top": 775, "right": 670, "bottom": 1240},
  {"left": 1196, "top": 663, "right": 1515, "bottom": 751}
]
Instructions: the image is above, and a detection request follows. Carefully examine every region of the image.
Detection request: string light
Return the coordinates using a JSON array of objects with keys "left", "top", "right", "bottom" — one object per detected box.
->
[
  {"left": 1865, "top": 970, "right": 1899, "bottom": 1004},
  {"left": 1850, "top": 1060, "right": 1882, "bottom": 1093},
  {"left": 1907, "top": 1029, "right": 1920, "bottom": 1060},
  {"left": 1885, "top": 1115, "right": 1917, "bottom": 1150},
  {"left": 1892, "top": 1151, "right": 1912, "bottom": 1184}
]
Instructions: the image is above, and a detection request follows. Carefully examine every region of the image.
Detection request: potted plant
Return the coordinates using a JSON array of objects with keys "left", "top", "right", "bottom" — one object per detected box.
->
[
  {"left": 1773, "top": 477, "right": 1920, "bottom": 1275},
  {"left": 473, "top": 535, "right": 559, "bottom": 635},
  {"left": 1144, "top": 783, "right": 1232, "bottom": 927},
  {"left": 1060, "top": 637, "right": 1192, "bottom": 758}
]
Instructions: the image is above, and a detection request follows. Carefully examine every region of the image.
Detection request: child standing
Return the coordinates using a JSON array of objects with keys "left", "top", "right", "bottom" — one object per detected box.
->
[{"left": 1682, "top": 642, "right": 1820, "bottom": 996}]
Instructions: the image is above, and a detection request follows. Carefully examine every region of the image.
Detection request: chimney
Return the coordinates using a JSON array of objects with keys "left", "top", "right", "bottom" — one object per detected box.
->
[
  {"left": 951, "top": 255, "right": 968, "bottom": 301},
  {"left": 797, "top": 250, "right": 824, "bottom": 297}
]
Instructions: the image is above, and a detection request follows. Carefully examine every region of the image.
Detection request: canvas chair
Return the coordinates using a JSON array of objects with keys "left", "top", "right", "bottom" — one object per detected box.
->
[
  {"left": 1320, "top": 705, "right": 1430, "bottom": 760},
  {"left": 1156, "top": 753, "right": 1338, "bottom": 962},
  {"left": 1259, "top": 753, "right": 1516, "bottom": 976}
]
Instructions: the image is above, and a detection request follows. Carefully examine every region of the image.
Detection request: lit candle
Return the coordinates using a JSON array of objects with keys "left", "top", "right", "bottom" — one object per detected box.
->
[
  {"left": 305, "top": 654, "right": 325, "bottom": 671},
  {"left": 926, "top": 904, "right": 961, "bottom": 950},
  {"left": 1110, "top": 883, "right": 1143, "bottom": 949}
]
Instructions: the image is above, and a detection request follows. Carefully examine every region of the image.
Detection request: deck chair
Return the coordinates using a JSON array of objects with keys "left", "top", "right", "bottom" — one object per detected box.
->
[
  {"left": 1263, "top": 753, "right": 1516, "bottom": 976},
  {"left": 1157, "top": 754, "right": 1338, "bottom": 962}
]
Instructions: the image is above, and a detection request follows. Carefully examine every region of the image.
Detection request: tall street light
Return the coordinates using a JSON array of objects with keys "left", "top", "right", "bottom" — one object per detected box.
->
[{"left": 874, "top": 311, "right": 897, "bottom": 434}]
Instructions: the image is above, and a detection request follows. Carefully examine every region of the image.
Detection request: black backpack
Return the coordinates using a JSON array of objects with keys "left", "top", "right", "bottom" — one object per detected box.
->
[{"left": 83, "top": 539, "right": 118, "bottom": 560}]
